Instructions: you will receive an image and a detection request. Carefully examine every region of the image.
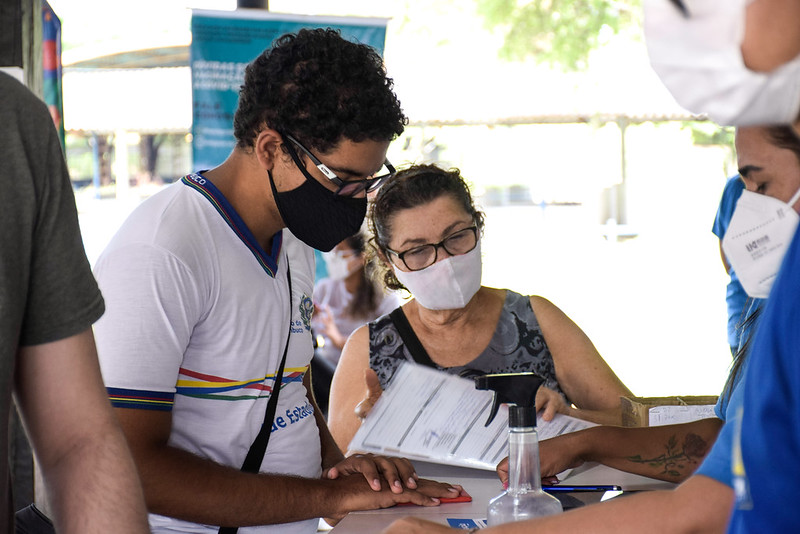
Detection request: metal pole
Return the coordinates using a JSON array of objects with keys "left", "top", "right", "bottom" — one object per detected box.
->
[
  {"left": 617, "top": 118, "right": 629, "bottom": 226},
  {"left": 92, "top": 133, "right": 101, "bottom": 199}
]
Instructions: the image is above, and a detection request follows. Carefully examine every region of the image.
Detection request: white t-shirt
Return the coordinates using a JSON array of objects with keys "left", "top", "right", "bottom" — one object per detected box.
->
[
  {"left": 94, "top": 174, "right": 320, "bottom": 534},
  {"left": 312, "top": 277, "right": 401, "bottom": 364}
]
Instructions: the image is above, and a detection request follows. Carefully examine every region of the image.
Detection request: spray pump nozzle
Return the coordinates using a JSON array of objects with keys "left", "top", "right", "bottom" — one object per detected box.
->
[{"left": 474, "top": 372, "right": 545, "bottom": 428}]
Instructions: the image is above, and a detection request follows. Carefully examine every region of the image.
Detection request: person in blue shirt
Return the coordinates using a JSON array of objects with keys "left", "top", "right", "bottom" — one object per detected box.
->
[
  {"left": 379, "top": 124, "right": 800, "bottom": 534},
  {"left": 724, "top": 141, "right": 800, "bottom": 531}
]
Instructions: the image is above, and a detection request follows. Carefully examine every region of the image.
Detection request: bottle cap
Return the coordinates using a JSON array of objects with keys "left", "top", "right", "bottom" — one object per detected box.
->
[{"left": 509, "top": 405, "right": 535, "bottom": 428}]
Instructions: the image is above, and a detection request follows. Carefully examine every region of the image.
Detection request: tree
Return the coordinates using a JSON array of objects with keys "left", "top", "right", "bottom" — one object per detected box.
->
[{"left": 475, "top": 0, "right": 640, "bottom": 71}]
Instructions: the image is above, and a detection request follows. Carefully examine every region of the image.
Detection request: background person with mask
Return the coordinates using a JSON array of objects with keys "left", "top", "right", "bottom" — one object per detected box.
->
[
  {"left": 92, "top": 29, "right": 461, "bottom": 534},
  {"left": 378, "top": 124, "right": 800, "bottom": 534},
  {"left": 310, "top": 230, "right": 401, "bottom": 415},
  {"left": 313, "top": 231, "right": 402, "bottom": 367},
  {"left": 328, "top": 164, "right": 633, "bottom": 452}
]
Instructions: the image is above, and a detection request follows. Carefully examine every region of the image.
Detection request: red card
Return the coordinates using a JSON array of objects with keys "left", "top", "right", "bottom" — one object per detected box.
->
[{"left": 398, "top": 491, "right": 472, "bottom": 506}]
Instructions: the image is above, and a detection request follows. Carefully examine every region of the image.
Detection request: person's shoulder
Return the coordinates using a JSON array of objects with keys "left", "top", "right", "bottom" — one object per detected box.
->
[
  {"left": 497, "top": 288, "right": 536, "bottom": 308},
  {"left": 97, "top": 182, "right": 206, "bottom": 264},
  {"left": 0, "top": 73, "right": 53, "bottom": 127},
  {"left": 371, "top": 306, "right": 398, "bottom": 329},
  {"left": 0, "top": 73, "right": 59, "bottom": 150},
  {"left": 108, "top": 182, "right": 185, "bottom": 237},
  {"left": 0, "top": 72, "right": 41, "bottom": 110}
]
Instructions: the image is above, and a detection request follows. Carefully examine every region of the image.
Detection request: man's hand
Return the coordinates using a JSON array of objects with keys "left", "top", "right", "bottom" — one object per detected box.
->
[
  {"left": 354, "top": 368, "right": 383, "bottom": 420},
  {"left": 324, "top": 453, "right": 419, "bottom": 493},
  {"left": 324, "top": 473, "right": 460, "bottom": 525},
  {"left": 381, "top": 517, "right": 457, "bottom": 533}
]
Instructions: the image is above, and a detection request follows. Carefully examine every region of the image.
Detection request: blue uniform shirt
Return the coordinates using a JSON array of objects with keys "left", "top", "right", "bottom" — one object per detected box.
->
[
  {"left": 712, "top": 176, "right": 749, "bottom": 352},
  {"left": 726, "top": 226, "right": 800, "bottom": 532}
]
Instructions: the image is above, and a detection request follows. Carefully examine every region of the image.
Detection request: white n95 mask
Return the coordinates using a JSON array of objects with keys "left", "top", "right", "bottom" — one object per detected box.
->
[
  {"left": 722, "top": 187, "right": 800, "bottom": 298},
  {"left": 393, "top": 241, "right": 482, "bottom": 310},
  {"left": 644, "top": 0, "right": 800, "bottom": 126}
]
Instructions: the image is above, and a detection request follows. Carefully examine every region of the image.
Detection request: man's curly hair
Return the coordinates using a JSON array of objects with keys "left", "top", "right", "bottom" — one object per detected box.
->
[{"left": 233, "top": 28, "right": 407, "bottom": 153}]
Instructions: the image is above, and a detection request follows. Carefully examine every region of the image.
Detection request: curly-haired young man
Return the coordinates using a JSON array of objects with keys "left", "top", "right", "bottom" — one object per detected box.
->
[{"left": 92, "top": 29, "right": 461, "bottom": 534}]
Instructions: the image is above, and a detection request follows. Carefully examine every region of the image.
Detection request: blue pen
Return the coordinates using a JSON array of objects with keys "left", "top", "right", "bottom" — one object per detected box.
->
[{"left": 543, "top": 485, "right": 622, "bottom": 493}]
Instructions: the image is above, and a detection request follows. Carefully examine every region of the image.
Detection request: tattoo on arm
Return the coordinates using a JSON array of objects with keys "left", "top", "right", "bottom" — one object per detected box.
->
[{"left": 626, "top": 433, "right": 709, "bottom": 478}]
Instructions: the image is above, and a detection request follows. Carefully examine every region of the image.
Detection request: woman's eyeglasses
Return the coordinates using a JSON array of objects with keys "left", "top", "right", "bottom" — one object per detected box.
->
[{"left": 386, "top": 226, "right": 479, "bottom": 271}]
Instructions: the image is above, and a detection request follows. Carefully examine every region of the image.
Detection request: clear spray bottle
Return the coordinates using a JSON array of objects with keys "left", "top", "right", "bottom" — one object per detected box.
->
[{"left": 475, "top": 372, "right": 562, "bottom": 525}]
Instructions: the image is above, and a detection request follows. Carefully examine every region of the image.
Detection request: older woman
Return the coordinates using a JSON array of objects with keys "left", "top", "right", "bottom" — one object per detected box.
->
[{"left": 328, "top": 164, "right": 632, "bottom": 451}]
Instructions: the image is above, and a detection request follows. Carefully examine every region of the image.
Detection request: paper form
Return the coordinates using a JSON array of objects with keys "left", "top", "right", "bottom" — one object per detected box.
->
[
  {"left": 647, "top": 404, "right": 716, "bottom": 426},
  {"left": 348, "top": 362, "right": 595, "bottom": 470}
]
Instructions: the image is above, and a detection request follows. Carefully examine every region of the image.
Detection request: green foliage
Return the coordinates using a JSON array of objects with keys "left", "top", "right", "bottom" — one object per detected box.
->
[
  {"left": 684, "top": 122, "right": 735, "bottom": 148},
  {"left": 475, "top": 0, "right": 640, "bottom": 71},
  {"left": 683, "top": 121, "right": 736, "bottom": 174}
]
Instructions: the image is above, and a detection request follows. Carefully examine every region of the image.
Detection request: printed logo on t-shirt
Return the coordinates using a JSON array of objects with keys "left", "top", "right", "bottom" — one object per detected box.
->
[
  {"left": 299, "top": 293, "right": 313, "bottom": 331},
  {"left": 270, "top": 399, "right": 315, "bottom": 433}
]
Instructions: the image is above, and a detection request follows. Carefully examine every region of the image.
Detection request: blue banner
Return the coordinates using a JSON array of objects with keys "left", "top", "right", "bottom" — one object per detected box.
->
[{"left": 190, "top": 10, "right": 388, "bottom": 171}]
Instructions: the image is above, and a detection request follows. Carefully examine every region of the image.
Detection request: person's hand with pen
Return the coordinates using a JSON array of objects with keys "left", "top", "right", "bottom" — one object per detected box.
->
[{"left": 497, "top": 432, "right": 586, "bottom": 488}]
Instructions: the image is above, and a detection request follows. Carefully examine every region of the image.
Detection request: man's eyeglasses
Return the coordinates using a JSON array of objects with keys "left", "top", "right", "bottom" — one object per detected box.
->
[
  {"left": 386, "top": 225, "right": 479, "bottom": 271},
  {"left": 283, "top": 133, "right": 395, "bottom": 198}
]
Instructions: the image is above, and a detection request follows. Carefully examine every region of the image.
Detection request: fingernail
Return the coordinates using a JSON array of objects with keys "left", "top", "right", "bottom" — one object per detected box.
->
[
  {"left": 407, "top": 478, "right": 417, "bottom": 487},
  {"left": 373, "top": 479, "right": 380, "bottom": 490},
  {"left": 503, "top": 482, "right": 508, "bottom": 490},
  {"left": 431, "top": 498, "right": 440, "bottom": 505},
  {"left": 394, "top": 480, "right": 402, "bottom": 489}
]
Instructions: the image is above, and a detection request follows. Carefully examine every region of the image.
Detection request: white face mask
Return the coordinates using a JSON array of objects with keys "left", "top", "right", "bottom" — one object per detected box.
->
[
  {"left": 323, "top": 250, "right": 358, "bottom": 281},
  {"left": 393, "top": 241, "right": 482, "bottom": 310},
  {"left": 722, "top": 187, "right": 800, "bottom": 298},
  {"left": 644, "top": 0, "right": 800, "bottom": 126}
]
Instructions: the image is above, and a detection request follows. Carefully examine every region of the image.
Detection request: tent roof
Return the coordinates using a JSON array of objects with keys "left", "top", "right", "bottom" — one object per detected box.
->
[
  {"left": 61, "top": 37, "right": 702, "bottom": 134},
  {"left": 63, "top": 67, "right": 192, "bottom": 133}
]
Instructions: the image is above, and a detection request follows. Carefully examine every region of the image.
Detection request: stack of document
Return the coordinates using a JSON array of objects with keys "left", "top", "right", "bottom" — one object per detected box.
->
[{"left": 348, "top": 362, "right": 594, "bottom": 470}]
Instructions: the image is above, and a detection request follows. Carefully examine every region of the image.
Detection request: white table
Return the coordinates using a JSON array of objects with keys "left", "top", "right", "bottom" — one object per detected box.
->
[{"left": 329, "top": 461, "right": 675, "bottom": 533}]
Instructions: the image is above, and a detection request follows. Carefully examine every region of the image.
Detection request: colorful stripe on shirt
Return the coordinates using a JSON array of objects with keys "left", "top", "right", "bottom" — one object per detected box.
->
[
  {"left": 175, "top": 366, "right": 307, "bottom": 401},
  {"left": 106, "top": 367, "right": 307, "bottom": 410},
  {"left": 181, "top": 174, "right": 283, "bottom": 277},
  {"left": 107, "top": 387, "right": 174, "bottom": 411}
]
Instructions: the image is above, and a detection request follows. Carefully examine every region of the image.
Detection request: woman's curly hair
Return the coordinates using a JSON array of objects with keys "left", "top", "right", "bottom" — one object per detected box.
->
[
  {"left": 233, "top": 28, "right": 407, "bottom": 153},
  {"left": 367, "top": 164, "right": 485, "bottom": 292}
]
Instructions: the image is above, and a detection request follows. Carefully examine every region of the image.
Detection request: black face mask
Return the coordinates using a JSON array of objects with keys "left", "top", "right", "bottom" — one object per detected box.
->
[{"left": 268, "top": 170, "right": 367, "bottom": 252}]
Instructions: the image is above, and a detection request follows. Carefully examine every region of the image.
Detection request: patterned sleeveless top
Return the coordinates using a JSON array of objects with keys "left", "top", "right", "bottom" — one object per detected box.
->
[{"left": 368, "top": 290, "right": 568, "bottom": 401}]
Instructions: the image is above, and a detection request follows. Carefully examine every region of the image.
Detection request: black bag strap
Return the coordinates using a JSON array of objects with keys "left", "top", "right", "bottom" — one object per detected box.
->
[
  {"left": 219, "top": 264, "right": 292, "bottom": 534},
  {"left": 388, "top": 307, "right": 437, "bottom": 369}
]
